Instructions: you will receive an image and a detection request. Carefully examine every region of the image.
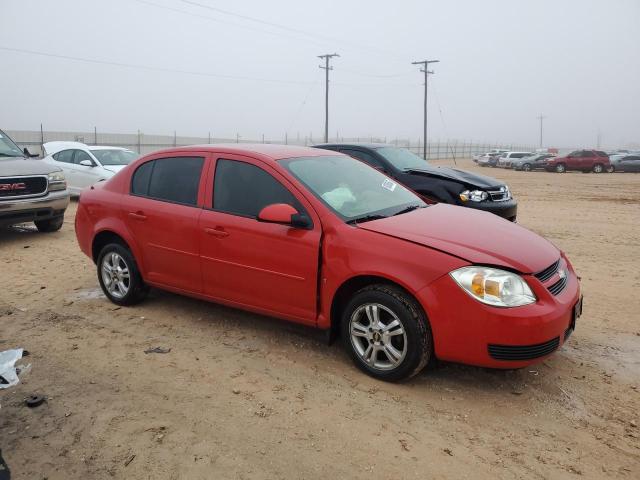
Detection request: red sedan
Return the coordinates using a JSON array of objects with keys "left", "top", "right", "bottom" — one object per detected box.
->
[{"left": 75, "top": 145, "right": 582, "bottom": 381}]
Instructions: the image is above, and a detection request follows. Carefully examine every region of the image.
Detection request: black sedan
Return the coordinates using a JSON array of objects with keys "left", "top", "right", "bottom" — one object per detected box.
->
[{"left": 314, "top": 143, "right": 517, "bottom": 221}]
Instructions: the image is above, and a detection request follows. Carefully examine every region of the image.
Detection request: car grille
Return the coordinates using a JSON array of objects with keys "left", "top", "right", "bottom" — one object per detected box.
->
[
  {"left": 488, "top": 337, "right": 560, "bottom": 361},
  {"left": 548, "top": 275, "right": 568, "bottom": 296},
  {"left": 534, "top": 259, "right": 560, "bottom": 282},
  {"left": 488, "top": 187, "right": 511, "bottom": 201},
  {"left": 0, "top": 176, "right": 48, "bottom": 199}
]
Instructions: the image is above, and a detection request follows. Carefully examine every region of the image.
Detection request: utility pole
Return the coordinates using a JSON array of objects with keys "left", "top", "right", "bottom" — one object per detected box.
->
[
  {"left": 537, "top": 114, "right": 546, "bottom": 148},
  {"left": 412, "top": 59, "right": 439, "bottom": 160},
  {"left": 319, "top": 53, "right": 339, "bottom": 143}
]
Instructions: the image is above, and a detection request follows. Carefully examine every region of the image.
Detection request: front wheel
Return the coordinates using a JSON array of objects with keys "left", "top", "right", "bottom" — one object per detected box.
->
[
  {"left": 97, "top": 243, "right": 148, "bottom": 305},
  {"left": 35, "top": 215, "right": 64, "bottom": 232},
  {"left": 605, "top": 165, "right": 614, "bottom": 173},
  {"left": 555, "top": 163, "right": 566, "bottom": 173},
  {"left": 522, "top": 163, "right": 532, "bottom": 172},
  {"left": 341, "top": 285, "right": 432, "bottom": 382}
]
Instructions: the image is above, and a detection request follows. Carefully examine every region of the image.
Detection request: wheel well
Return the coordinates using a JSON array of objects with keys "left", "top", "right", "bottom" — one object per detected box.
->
[
  {"left": 329, "top": 275, "right": 415, "bottom": 342},
  {"left": 92, "top": 231, "right": 128, "bottom": 263}
]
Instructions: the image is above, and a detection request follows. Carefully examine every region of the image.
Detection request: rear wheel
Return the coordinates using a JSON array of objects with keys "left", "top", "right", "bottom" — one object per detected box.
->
[
  {"left": 555, "top": 163, "right": 566, "bottom": 173},
  {"left": 522, "top": 163, "right": 532, "bottom": 172},
  {"left": 593, "top": 163, "right": 603, "bottom": 173},
  {"left": 341, "top": 284, "right": 432, "bottom": 382},
  {"left": 605, "top": 164, "right": 614, "bottom": 173},
  {"left": 35, "top": 215, "right": 64, "bottom": 232},
  {"left": 97, "top": 243, "right": 148, "bottom": 305}
]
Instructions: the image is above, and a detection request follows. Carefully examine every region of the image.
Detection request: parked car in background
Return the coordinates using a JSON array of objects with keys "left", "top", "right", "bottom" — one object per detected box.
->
[
  {"left": 42, "top": 141, "right": 138, "bottom": 195},
  {"left": 474, "top": 149, "right": 508, "bottom": 163},
  {"left": 477, "top": 152, "right": 504, "bottom": 167},
  {"left": 610, "top": 153, "right": 640, "bottom": 172},
  {"left": 496, "top": 152, "right": 533, "bottom": 169},
  {"left": 512, "top": 153, "right": 555, "bottom": 171},
  {"left": 0, "top": 129, "right": 69, "bottom": 231},
  {"left": 75, "top": 144, "right": 581, "bottom": 381},
  {"left": 545, "top": 150, "right": 612, "bottom": 173},
  {"left": 314, "top": 143, "right": 518, "bottom": 221}
]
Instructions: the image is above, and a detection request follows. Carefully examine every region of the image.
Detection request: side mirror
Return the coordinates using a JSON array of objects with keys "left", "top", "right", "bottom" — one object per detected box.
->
[
  {"left": 258, "top": 203, "right": 312, "bottom": 229},
  {"left": 23, "top": 147, "right": 39, "bottom": 158},
  {"left": 79, "top": 159, "right": 95, "bottom": 167}
]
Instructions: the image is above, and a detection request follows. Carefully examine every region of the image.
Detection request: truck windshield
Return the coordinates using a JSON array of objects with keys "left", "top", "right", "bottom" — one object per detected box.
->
[
  {"left": 281, "top": 155, "right": 424, "bottom": 223},
  {"left": 0, "top": 131, "right": 26, "bottom": 159},
  {"left": 375, "top": 147, "right": 429, "bottom": 171},
  {"left": 90, "top": 149, "right": 138, "bottom": 166}
]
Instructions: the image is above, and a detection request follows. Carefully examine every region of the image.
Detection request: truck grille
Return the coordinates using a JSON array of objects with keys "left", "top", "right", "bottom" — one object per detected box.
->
[{"left": 0, "top": 176, "right": 48, "bottom": 199}]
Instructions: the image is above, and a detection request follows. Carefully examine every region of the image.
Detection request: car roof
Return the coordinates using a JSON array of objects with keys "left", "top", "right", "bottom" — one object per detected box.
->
[
  {"left": 165, "top": 143, "right": 341, "bottom": 162},
  {"left": 43, "top": 141, "right": 133, "bottom": 155},
  {"left": 313, "top": 142, "right": 392, "bottom": 150}
]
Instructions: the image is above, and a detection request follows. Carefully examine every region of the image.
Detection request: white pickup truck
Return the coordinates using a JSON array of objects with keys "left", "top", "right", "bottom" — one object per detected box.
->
[{"left": 0, "top": 130, "right": 70, "bottom": 232}]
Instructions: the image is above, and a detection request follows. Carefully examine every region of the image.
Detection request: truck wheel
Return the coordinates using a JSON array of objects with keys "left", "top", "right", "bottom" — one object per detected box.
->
[
  {"left": 592, "top": 164, "right": 603, "bottom": 173},
  {"left": 97, "top": 243, "right": 148, "bottom": 306},
  {"left": 34, "top": 215, "right": 64, "bottom": 232},
  {"left": 522, "top": 163, "right": 532, "bottom": 172},
  {"left": 341, "top": 284, "right": 432, "bottom": 382},
  {"left": 555, "top": 163, "right": 566, "bottom": 173}
]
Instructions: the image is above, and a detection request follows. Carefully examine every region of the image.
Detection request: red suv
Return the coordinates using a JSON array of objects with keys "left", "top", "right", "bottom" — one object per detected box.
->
[
  {"left": 545, "top": 150, "right": 612, "bottom": 173},
  {"left": 75, "top": 145, "right": 582, "bottom": 381}
]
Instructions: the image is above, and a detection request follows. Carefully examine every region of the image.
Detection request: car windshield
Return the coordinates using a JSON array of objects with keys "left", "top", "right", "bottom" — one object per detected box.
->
[
  {"left": 281, "top": 155, "right": 425, "bottom": 222},
  {"left": 0, "top": 131, "right": 25, "bottom": 159},
  {"left": 90, "top": 149, "right": 138, "bottom": 166},
  {"left": 375, "top": 147, "right": 429, "bottom": 171}
]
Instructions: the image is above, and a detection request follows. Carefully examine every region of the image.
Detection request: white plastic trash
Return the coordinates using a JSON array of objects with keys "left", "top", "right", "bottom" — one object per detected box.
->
[{"left": 0, "top": 348, "right": 28, "bottom": 389}]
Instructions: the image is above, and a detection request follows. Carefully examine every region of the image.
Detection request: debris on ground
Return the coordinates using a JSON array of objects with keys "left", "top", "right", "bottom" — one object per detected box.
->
[
  {"left": 124, "top": 454, "right": 136, "bottom": 467},
  {"left": 144, "top": 347, "right": 171, "bottom": 354},
  {"left": 0, "top": 449, "right": 10, "bottom": 480},
  {"left": 25, "top": 395, "right": 46, "bottom": 408},
  {"left": 0, "top": 348, "right": 29, "bottom": 390}
]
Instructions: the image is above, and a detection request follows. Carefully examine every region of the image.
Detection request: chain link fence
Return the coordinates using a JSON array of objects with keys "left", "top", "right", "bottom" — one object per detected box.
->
[{"left": 6, "top": 128, "right": 536, "bottom": 160}]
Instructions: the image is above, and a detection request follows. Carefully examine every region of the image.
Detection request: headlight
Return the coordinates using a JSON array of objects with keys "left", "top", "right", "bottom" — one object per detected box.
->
[
  {"left": 48, "top": 171, "right": 67, "bottom": 191},
  {"left": 450, "top": 266, "right": 536, "bottom": 307},
  {"left": 459, "top": 190, "right": 488, "bottom": 202}
]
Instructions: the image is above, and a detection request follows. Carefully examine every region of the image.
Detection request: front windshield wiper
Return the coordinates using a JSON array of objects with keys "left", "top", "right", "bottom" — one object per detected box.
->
[
  {"left": 392, "top": 204, "right": 426, "bottom": 216},
  {"left": 346, "top": 214, "right": 388, "bottom": 225}
]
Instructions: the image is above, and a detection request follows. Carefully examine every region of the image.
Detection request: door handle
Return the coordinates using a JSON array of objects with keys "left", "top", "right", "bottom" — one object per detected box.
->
[
  {"left": 128, "top": 211, "right": 147, "bottom": 221},
  {"left": 204, "top": 227, "right": 229, "bottom": 238}
]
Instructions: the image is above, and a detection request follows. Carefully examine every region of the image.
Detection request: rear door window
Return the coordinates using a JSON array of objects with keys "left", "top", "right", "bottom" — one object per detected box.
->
[
  {"left": 53, "top": 149, "right": 74, "bottom": 163},
  {"left": 213, "top": 159, "right": 301, "bottom": 218},
  {"left": 131, "top": 157, "right": 204, "bottom": 206}
]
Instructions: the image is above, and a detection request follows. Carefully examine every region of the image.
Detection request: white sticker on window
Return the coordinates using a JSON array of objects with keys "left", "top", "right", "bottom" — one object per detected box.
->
[{"left": 381, "top": 178, "right": 397, "bottom": 192}]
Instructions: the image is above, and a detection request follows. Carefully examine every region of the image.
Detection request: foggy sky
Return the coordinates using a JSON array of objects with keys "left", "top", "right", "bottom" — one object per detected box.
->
[{"left": 2, "top": 0, "right": 639, "bottom": 148}]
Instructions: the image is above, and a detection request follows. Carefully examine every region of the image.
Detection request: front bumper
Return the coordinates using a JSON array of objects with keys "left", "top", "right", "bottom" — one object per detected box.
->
[
  {"left": 0, "top": 190, "right": 70, "bottom": 227},
  {"left": 417, "top": 257, "right": 581, "bottom": 369},
  {"left": 462, "top": 197, "right": 517, "bottom": 221}
]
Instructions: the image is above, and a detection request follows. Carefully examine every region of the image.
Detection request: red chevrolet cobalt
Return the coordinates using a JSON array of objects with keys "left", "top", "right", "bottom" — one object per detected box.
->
[{"left": 75, "top": 145, "right": 582, "bottom": 381}]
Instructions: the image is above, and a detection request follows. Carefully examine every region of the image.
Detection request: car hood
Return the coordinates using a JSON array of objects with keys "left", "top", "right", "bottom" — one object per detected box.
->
[
  {"left": 357, "top": 204, "right": 558, "bottom": 274},
  {"left": 0, "top": 158, "right": 60, "bottom": 176},
  {"left": 405, "top": 165, "right": 503, "bottom": 189}
]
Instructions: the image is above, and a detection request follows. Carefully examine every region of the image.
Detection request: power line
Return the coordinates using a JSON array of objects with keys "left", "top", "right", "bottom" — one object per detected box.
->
[
  {"left": 319, "top": 53, "right": 340, "bottom": 143},
  {"left": 0, "top": 45, "right": 315, "bottom": 85}
]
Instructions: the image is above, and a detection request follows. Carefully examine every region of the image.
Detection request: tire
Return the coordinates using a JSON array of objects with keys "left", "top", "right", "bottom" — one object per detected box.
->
[
  {"left": 606, "top": 165, "right": 615, "bottom": 173},
  {"left": 522, "top": 163, "right": 532, "bottom": 172},
  {"left": 34, "top": 215, "right": 64, "bottom": 232},
  {"left": 555, "top": 163, "right": 566, "bottom": 173},
  {"left": 97, "top": 243, "right": 148, "bottom": 306},
  {"left": 340, "top": 284, "right": 432, "bottom": 382},
  {"left": 592, "top": 163, "right": 603, "bottom": 173}
]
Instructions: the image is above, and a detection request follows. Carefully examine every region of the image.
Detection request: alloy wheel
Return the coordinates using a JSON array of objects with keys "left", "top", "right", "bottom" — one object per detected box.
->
[
  {"left": 349, "top": 303, "right": 407, "bottom": 371},
  {"left": 101, "top": 252, "right": 130, "bottom": 299}
]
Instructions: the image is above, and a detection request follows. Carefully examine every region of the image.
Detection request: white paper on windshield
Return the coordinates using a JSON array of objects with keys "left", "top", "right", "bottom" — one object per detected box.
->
[
  {"left": 381, "top": 178, "right": 397, "bottom": 192},
  {"left": 321, "top": 187, "right": 356, "bottom": 210}
]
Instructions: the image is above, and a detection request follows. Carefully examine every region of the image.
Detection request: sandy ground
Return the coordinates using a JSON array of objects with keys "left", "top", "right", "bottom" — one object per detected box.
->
[{"left": 1, "top": 159, "right": 639, "bottom": 479}]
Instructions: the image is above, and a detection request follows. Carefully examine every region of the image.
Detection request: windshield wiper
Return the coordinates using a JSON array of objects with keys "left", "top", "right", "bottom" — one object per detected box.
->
[
  {"left": 346, "top": 214, "right": 388, "bottom": 225},
  {"left": 392, "top": 204, "right": 425, "bottom": 216}
]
